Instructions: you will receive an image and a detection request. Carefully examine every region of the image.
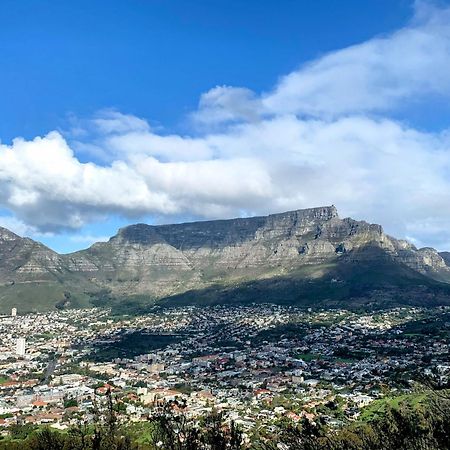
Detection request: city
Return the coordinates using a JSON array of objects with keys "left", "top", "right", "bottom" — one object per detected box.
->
[{"left": 1, "top": 305, "right": 448, "bottom": 445}]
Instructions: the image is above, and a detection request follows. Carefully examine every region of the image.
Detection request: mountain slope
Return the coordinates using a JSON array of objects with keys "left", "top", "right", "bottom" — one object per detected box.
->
[
  {"left": 66, "top": 206, "right": 450, "bottom": 305},
  {"left": 1, "top": 206, "right": 450, "bottom": 312},
  {"left": 440, "top": 252, "right": 450, "bottom": 267},
  {"left": 0, "top": 227, "right": 93, "bottom": 311}
]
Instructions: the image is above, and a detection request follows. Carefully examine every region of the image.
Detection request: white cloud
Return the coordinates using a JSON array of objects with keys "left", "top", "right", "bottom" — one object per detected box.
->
[
  {"left": 0, "top": 132, "right": 166, "bottom": 231},
  {"left": 91, "top": 110, "right": 151, "bottom": 135},
  {"left": 0, "top": 216, "right": 41, "bottom": 237},
  {"left": 69, "top": 234, "right": 110, "bottom": 245},
  {"left": 192, "top": 86, "right": 263, "bottom": 126},
  {"left": 1, "top": 1, "right": 450, "bottom": 251},
  {"left": 106, "top": 132, "right": 214, "bottom": 162},
  {"left": 195, "top": 1, "right": 450, "bottom": 121},
  {"left": 1, "top": 114, "right": 450, "bottom": 249}
]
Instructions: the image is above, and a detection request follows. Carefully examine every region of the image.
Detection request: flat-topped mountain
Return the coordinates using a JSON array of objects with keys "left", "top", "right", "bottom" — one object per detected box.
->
[{"left": 1, "top": 206, "right": 450, "bottom": 312}]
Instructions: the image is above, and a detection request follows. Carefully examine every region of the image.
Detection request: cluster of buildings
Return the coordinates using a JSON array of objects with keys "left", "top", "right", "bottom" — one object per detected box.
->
[{"left": 0, "top": 304, "right": 448, "bottom": 438}]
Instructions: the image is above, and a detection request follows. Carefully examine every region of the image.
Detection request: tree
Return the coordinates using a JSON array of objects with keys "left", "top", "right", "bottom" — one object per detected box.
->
[
  {"left": 149, "top": 400, "right": 244, "bottom": 450},
  {"left": 28, "top": 428, "right": 65, "bottom": 450}
]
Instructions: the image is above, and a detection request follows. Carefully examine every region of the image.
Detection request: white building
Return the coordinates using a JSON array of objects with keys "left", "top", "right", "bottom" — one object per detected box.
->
[
  {"left": 16, "top": 338, "right": 26, "bottom": 356},
  {"left": 11, "top": 308, "right": 17, "bottom": 317}
]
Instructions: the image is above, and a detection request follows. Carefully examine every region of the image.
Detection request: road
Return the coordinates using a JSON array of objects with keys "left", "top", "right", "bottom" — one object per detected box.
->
[{"left": 41, "top": 359, "right": 57, "bottom": 385}]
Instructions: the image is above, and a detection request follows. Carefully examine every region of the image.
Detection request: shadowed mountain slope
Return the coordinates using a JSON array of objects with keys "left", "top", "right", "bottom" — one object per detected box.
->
[{"left": 440, "top": 252, "right": 450, "bottom": 267}]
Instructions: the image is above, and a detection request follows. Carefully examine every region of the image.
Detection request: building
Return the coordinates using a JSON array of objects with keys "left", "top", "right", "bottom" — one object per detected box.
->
[
  {"left": 11, "top": 308, "right": 17, "bottom": 317},
  {"left": 16, "top": 338, "right": 26, "bottom": 357}
]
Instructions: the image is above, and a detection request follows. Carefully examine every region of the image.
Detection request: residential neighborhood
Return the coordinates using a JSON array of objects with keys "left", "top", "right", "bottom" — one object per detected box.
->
[{"left": 0, "top": 305, "right": 448, "bottom": 441}]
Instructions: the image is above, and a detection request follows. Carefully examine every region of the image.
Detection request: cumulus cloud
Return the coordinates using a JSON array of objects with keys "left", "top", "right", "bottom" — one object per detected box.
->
[
  {"left": 1, "top": 1, "right": 450, "bottom": 250},
  {"left": 1, "top": 114, "right": 450, "bottom": 249},
  {"left": 263, "top": 8, "right": 450, "bottom": 117},
  {"left": 195, "top": 1, "right": 450, "bottom": 121},
  {"left": 0, "top": 132, "right": 164, "bottom": 231},
  {"left": 0, "top": 216, "right": 43, "bottom": 238}
]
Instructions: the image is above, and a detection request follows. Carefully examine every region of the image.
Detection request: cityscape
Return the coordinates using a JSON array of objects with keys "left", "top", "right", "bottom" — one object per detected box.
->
[{"left": 0, "top": 304, "right": 448, "bottom": 446}]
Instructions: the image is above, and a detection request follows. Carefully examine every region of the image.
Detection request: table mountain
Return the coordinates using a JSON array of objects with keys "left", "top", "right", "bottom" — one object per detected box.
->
[{"left": 1, "top": 206, "right": 450, "bottom": 312}]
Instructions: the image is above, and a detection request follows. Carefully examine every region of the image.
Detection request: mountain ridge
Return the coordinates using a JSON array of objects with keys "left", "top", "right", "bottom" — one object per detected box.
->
[{"left": 1, "top": 206, "right": 450, "bottom": 312}]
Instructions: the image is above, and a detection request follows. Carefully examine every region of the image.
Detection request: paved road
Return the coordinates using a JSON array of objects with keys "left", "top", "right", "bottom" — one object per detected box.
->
[{"left": 41, "top": 359, "right": 57, "bottom": 385}]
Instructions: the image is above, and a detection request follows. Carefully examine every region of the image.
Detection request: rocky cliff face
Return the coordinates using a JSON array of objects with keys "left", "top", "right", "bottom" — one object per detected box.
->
[
  {"left": 64, "top": 206, "right": 450, "bottom": 298},
  {"left": 0, "top": 227, "right": 64, "bottom": 280},
  {"left": 0, "top": 227, "right": 93, "bottom": 311},
  {"left": 1, "top": 207, "right": 449, "bottom": 311}
]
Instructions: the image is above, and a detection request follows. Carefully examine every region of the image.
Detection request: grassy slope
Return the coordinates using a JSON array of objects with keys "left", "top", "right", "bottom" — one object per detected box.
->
[
  {"left": 0, "top": 281, "right": 92, "bottom": 314},
  {"left": 359, "top": 392, "right": 428, "bottom": 422}
]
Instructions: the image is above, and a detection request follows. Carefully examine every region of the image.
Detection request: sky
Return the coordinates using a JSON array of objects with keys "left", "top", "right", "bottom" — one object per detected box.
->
[{"left": 1, "top": 0, "right": 450, "bottom": 253}]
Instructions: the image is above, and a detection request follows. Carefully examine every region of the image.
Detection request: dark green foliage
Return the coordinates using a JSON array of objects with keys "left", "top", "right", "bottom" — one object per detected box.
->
[
  {"left": 28, "top": 428, "right": 65, "bottom": 450},
  {"left": 401, "top": 311, "right": 450, "bottom": 339},
  {"left": 257, "top": 391, "right": 450, "bottom": 450},
  {"left": 88, "top": 389, "right": 137, "bottom": 450},
  {"left": 333, "top": 346, "right": 368, "bottom": 361},
  {"left": 148, "top": 400, "right": 243, "bottom": 450},
  {"left": 89, "top": 330, "right": 184, "bottom": 362},
  {"left": 64, "top": 398, "right": 78, "bottom": 408},
  {"left": 252, "top": 322, "right": 307, "bottom": 344},
  {"left": 8, "top": 423, "right": 38, "bottom": 440}
]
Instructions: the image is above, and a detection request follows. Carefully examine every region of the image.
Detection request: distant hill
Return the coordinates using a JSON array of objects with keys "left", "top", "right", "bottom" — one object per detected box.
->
[
  {"left": 440, "top": 251, "right": 450, "bottom": 267},
  {"left": 0, "top": 227, "right": 94, "bottom": 312},
  {"left": 1, "top": 206, "right": 450, "bottom": 312}
]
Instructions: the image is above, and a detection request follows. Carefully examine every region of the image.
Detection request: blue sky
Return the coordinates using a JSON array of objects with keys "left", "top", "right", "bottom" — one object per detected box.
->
[
  {"left": 0, "top": 0, "right": 412, "bottom": 143},
  {"left": 1, "top": 0, "right": 450, "bottom": 253}
]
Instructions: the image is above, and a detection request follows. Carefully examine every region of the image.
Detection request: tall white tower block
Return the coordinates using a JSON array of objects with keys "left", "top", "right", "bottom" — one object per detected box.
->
[{"left": 16, "top": 338, "right": 26, "bottom": 357}]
